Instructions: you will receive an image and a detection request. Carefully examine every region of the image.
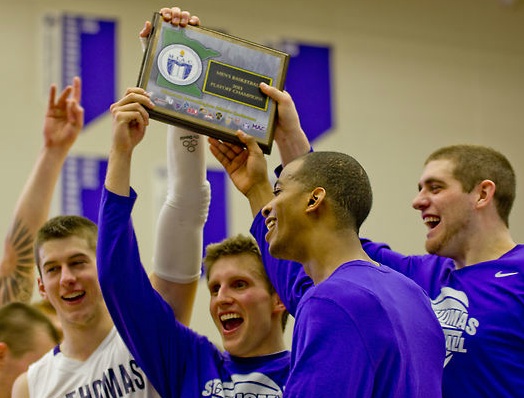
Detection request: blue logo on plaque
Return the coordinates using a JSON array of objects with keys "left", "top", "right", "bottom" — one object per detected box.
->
[{"left": 158, "top": 44, "right": 202, "bottom": 86}]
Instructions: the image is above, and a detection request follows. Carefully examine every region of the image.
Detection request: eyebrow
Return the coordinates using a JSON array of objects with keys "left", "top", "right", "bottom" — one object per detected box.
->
[
  {"left": 418, "top": 177, "right": 446, "bottom": 190},
  {"left": 42, "top": 253, "right": 88, "bottom": 268}
]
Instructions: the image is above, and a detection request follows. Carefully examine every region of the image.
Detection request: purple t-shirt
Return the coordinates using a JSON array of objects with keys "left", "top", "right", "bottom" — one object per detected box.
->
[
  {"left": 361, "top": 238, "right": 524, "bottom": 398},
  {"left": 251, "top": 213, "right": 445, "bottom": 397}
]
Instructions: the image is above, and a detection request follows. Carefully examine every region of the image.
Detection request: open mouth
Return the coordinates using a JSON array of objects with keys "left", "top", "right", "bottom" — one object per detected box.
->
[
  {"left": 62, "top": 291, "right": 86, "bottom": 302},
  {"left": 266, "top": 219, "right": 276, "bottom": 231},
  {"left": 220, "top": 313, "right": 244, "bottom": 331},
  {"left": 423, "top": 216, "right": 440, "bottom": 230}
]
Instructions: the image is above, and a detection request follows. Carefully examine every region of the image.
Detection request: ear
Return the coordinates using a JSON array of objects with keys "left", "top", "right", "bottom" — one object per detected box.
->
[
  {"left": 475, "top": 179, "right": 496, "bottom": 210},
  {"left": 37, "top": 277, "right": 48, "bottom": 300},
  {"left": 306, "top": 187, "right": 326, "bottom": 212},
  {"left": 271, "top": 293, "right": 287, "bottom": 314},
  {"left": 0, "top": 342, "right": 8, "bottom": 364}
]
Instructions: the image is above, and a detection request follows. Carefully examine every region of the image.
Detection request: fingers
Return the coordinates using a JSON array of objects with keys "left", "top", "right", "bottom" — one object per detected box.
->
[
  {"left": 72, "top": 76, "right": 82, "bottom": 103},
  {"left": 66, "top": 98, "right": 85, "bottom": 127},
  {"left": 189, "top": 15, "right": 201, "bottom": 26},
  {"left": 235, "top": 130, "right": 263, "bottom": 156},
  {"left": 208, "top": 137, "right": 245, "bottom": 163},
  {"left": 110, "top": 88, "right": 154, "bottom": 127},
  {"left": 160, "top": 7, "right": 200, "bottom": 27},
  {"left": 111, "top": 101, "right": 150, "bottom": 127},
  {"left": 110, "top": 88, "right": 154, "bottom": 112},
  {"left": 47, "top": 84, "right": 58, "bottom": 110},
  {"left": 55, "top": 85, "right": 73, "bottom": 110},
  {"left": 139, "top": 20, "right": 152, "bottom": 38},
  {"left": 259, "top": 82, "right": 292, "bottom": 104}
]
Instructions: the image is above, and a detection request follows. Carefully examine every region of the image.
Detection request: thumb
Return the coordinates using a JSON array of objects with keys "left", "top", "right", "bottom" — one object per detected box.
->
[{"left": 236, "top": 130, "right": 262, "bottom": 156}]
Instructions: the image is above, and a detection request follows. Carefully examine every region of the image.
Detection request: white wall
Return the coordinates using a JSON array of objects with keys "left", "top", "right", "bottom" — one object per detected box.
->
[{"left": 1, "top": 0, "right": 523, "bottom": 347}]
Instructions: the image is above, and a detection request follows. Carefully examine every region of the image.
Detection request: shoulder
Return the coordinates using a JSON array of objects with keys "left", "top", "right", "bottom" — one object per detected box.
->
[{"left": 12, "top": 371, "right": 30, "bottom": 398}]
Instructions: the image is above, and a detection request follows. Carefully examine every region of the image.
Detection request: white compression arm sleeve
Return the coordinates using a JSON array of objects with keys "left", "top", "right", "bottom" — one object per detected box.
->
[{"left": 152, "top": 126, "right": 211, "bottom": 282}]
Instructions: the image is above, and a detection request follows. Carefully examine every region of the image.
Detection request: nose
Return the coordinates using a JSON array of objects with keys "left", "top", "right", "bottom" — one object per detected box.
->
[
  {"left": 215, "top": 286, "right": 233, "bottom": 305},
  {"left": 412, "top": 190, "right": 429, "bottom": 210},
  {"left": 60, "top": 265, "right": 76, "bottom": 285},
  {"left": 261, "top": 201, "right": 272, "bottom": 218}
]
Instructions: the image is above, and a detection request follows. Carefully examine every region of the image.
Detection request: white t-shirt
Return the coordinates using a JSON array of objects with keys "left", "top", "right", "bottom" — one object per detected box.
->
[{"left": 27, "top": 326, "right": 160, "bottom": 397}]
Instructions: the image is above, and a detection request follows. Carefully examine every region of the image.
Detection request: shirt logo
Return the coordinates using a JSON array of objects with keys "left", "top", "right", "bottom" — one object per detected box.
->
[
  {"left": 431, "top": 287, "right": 479, "bottom": 367},
  {"left": 495, "top": 271, "right": 519, "bottom": 278},
  {"left": 202, "top": 372, "right": 282, "bottom": 397}
]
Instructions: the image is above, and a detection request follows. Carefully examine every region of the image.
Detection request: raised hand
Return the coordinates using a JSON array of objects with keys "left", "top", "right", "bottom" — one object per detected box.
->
[
  {"left": 43, "top": 76, "right": 84, "bottom": 152},
  {"left": 209, "top": 131, "right": 273, "bottom": 215}
]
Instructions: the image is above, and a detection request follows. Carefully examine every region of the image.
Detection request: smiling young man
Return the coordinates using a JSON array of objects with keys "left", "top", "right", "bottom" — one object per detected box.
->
[
  {"left": 360, "top": 145, "right": 524, "bottom": 398},
  {"left": 204, "top": 235, "right": 289, "bottom": 359},
  {"left": 11, "top": 215, "right": 160, "bottom": 398},
  {"left": 96, "top": 87, "right": 289, "bottom": 397}
]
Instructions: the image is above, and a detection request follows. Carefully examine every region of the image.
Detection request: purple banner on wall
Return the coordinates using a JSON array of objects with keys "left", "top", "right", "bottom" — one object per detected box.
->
[
  {"left": 279, "top": 41, "right": 334, "bottom": 142},
  {"left": 203, "top": 169, "right": 229, "bottom": 257},
  {"left": 61, "top": 156, "right": 108, "bottom": 223},
  {"left": 61, "top": 14, "right": 117, "bottom": 127}
]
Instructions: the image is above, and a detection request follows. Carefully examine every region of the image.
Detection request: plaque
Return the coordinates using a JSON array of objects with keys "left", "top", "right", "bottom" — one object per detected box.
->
[{"left": 137, "top": 12, "right": 290, "bottom": 154}]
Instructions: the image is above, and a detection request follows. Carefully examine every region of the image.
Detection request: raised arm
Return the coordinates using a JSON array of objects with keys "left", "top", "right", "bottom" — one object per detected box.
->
[
  {"left": 259, "top": 83, "right": 311, "bottom": 167},
  {"left": 150, "top": 126, "right": 210, "bottom": 326},
  {"left": 138, "top": 6, "right": 206, "bottom": 326},
  {"left": 0, "top": 77, "right": 83, "bottom": 305},
  {"left": 105, "top": 88, "right": 152, "bottom": 195}
]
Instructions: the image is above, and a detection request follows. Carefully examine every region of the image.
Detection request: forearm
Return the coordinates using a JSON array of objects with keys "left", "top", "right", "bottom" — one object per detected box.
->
[
  {"left": 104, "top": 148, "right": 132, "bottom": 196},
  {"left": 0, "top": 146, "right": 69, "bottom": 304},
  {"left": 151, "top": 126, "right": 210, "bottom": 324},
  {"left": 246, "top": 182, "right": 273, "bottom": 217},
  {"left": 275, "top": 128, "right": 311, "bottom": 167}
]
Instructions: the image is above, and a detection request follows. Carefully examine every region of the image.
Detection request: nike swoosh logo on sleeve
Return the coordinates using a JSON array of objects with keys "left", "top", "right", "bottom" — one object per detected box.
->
[{"left": 495, "top": 271, "right": 519, "bottom": 278}]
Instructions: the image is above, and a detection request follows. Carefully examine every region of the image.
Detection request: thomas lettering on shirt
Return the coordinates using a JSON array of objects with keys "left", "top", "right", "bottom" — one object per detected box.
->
[
  {"left": 62, "top": 359, "right": 146, "bottom": 397},
  {"left": 431, "top": 287, "right": 479, "bottom": 365}
]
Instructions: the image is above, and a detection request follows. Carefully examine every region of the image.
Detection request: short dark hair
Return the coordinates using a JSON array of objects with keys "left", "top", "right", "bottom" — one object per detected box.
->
[
  {"left": 34, "top": 215, "right": 97, "bottom": 277},
  {"left": 203, "top": 234, "right": 289, "bottom": 331},
  {"left": 0, "top": 302, "right": 60, "bottom": 356},
  {"left": 294, "top": 151, "right": 373, "bottom": 232},
  {"left": 426, "top": 145, "right": 516, "bottom": 226}
]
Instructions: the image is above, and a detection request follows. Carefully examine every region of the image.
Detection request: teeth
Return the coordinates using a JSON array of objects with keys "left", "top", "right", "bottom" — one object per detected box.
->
[
  {"left": 220, "top": 313, "right": 241, "bottom": 322},
  {"left": 423, "top": 216, "right": 440, "bottom": 223},
  {"left": 266, "top": 220, "right": 275, "bottom": 230},
  {"left": 63, "top": 292, "right": 83, "bottom": 300}
]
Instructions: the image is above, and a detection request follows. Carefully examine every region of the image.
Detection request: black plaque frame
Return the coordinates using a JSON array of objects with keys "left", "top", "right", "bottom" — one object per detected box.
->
[{"left": 137, "top": 12, "right": 289, "bottom": 154}]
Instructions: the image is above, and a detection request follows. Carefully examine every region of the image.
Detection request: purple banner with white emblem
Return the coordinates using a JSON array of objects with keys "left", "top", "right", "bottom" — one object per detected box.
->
[
  {"left": 60, "top": 14, "right": 117, "bottom": 127},
  {"left": 278, "top": 41, "right": 334, "bottom": 142},
  {"left": 203, "top": 169, "right": 229, "bottom": 256},
  {"left": 61, "top": 156, "right": 108, "bottom": 223}
]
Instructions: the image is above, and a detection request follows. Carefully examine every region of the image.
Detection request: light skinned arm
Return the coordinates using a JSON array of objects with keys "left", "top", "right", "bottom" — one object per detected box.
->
[
  {"left": 0, "top": 77, "right": 83, "bottom": 305},
  {"left": 105, "top": 88, "right": 153, "bottom": 196},
  {"left": 138, "top": 6, "right": 206, "bottom": 327}
]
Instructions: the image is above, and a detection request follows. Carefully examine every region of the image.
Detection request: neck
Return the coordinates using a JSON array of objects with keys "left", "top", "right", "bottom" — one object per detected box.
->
[
  {"left": 59, "top": 311, "right": 114, "bottom": 361},
  {"left": 0, "top": 376, "right": 12, "bottom": 398},
  {"left": 302, "top": 229, "right": 372, "bottom": 284},
  {"left": 454, "top": 223, "right": 516, "bottom": 269}
]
